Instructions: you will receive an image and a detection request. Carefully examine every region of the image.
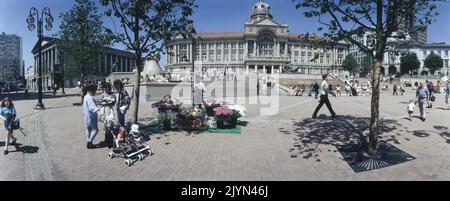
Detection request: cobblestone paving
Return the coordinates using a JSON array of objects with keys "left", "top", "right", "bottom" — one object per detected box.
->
[{"left": 1, "top": 86, "right": 450, "bottom": 180}]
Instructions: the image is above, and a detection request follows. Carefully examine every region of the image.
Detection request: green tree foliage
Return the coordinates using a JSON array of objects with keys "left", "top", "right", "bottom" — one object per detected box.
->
[
  {"left": 342, "top": 54, "right": 358, "bottom": 75},
  {"left": 100, "top": 0, "right": 197, "bottom": 124},
  {"left": 293, "top": 0, "right": 441, "bottom": 156},
  {"left": 400, "top": 52, "right": 421, "bottom": 74},
  {"left": 388, "top": 65, "right": 397, "bottom": 75},
  {"left": 58, "top": 0, "right": 110, "bottom": 83},
  {"left": 424, "top": 53, "right": 444, "bottom": 75},
  {"left": 359, "top": 55, "right": 373, "bottom": 77}
]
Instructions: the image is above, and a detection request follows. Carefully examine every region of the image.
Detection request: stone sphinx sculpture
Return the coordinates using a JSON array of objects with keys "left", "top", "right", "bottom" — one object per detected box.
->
[{"left": 282, "top": 64, "right": 300, "bottom": 74}]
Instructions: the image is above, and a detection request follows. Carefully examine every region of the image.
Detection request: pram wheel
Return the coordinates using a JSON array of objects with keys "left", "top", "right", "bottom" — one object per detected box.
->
[
  {"left": 108, "top": 152, "right": 115, "bottom": 159},
  {"left": 125, "top": 159, "right": 133, "bottom": 167}
]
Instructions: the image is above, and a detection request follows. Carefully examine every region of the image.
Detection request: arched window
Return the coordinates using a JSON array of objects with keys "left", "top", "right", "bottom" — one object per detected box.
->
[{"left": 257, "top": 31, "right": 275, "bottom": 57}]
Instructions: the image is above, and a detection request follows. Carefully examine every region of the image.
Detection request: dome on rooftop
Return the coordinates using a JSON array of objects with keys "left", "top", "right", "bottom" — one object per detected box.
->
[{"left": 251, "top": 0, "right": 272, "bottom": 19}]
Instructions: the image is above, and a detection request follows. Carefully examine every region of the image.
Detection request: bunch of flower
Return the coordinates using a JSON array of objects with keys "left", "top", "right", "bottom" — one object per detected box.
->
[
  {"left": 160, "top": 97, "right": 182, "bottom": 109},
  {"left": 226, "top": 104, "right": 247, "bottom": 118},
  {"left": 213, "top": 107, "right": 234, "bottom": 118},
  {"left": 203, "top": 98, "right": 221, "bottom": 107},
  {"left": 159, "top": 112, "right": 177, "bottom": 121},
  {"left": 191, "top": 118, "right": 205, "bottom": 128},
  {"left": 182, "top": 107, "right": 202, "bottom": 118}
]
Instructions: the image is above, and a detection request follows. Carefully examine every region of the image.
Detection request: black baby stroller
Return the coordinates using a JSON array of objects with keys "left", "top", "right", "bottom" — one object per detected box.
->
[{"left": 107, "top": 122, "right": 153, "bottom": 167}]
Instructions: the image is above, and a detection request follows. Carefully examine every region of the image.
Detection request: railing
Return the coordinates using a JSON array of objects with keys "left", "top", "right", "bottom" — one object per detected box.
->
[{"left": 246, "top": 55, "right": 290, "bottom": 61}]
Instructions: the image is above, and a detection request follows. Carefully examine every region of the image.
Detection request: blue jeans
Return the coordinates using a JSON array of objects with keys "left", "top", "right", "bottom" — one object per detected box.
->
[
  {"left": 418, "top": 97, "right": 427, "bottom": 119},
  {"left": 85, "top": 124, "right": 98, "bottom": 143}
]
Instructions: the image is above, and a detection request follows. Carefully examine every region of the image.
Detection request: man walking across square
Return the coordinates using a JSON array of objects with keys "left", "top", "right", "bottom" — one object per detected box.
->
[
  {"left": 312, "top": 74, "right": 336, "bottom": 119},
  {"left": 416, "top": 81, "right": 430, "bottom": 121}
]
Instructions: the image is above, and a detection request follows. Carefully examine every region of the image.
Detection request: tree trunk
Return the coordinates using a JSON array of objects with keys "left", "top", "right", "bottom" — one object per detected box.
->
[
  {"left": 131, "top": 59, "right": 142, "bottom": 124},
  {"left": 368, "top": 58, "right": 382, "bottom": 156}
]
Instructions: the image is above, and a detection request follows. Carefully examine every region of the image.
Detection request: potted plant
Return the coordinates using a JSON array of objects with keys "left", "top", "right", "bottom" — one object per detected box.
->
[
  {"left": 227, "top": 104, "right": 247, "bottom": 126},
  {"left": 177, "top": 107, "right": 205, "bottom": 130},
  {"left": 157, "top": 95, "right": 182, "bottom": 114},
  {"left": 159, "top": 112, "right": 176, "bottom": 130},
  {"left": 203, "top": 99, "right": 221, "bottom": 116},
  {"left": 213, "top": 107, "right": 234, "bottom": 129}
]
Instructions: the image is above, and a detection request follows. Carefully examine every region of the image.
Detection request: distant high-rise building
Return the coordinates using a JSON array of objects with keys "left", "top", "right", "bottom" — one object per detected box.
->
[
  {"left": 396, "top": 14, "right": 427, "bottom": 45},
  {"left": 0, "top": 32, "right": 22, "bottom": 84}
]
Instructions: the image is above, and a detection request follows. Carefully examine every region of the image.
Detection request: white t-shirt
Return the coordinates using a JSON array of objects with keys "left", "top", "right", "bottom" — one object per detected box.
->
[
  {"left": 407, "top": 103, "right": 415, "bottom": 112},
  {"left": 193, "top": 82, "right": 206, "bottom": 105},
  {"left": 319, "top": 80, "right": 328, "bottom": 95}
]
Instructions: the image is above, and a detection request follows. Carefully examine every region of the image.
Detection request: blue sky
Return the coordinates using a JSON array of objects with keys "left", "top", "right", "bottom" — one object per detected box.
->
[{"left": 1, "top": 0, "right": 450, "bottom": 69}]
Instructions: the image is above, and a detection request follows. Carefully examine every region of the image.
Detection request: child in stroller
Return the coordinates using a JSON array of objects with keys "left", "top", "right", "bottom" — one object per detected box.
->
[{"left": 107, "top": 123, "right": 153, "bottom": 167}]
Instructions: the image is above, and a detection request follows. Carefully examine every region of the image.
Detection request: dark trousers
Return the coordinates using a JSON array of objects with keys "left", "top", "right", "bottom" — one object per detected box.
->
[
  {"left": 313, "top": 94, "right": 336, "bottom": 117},
  {"left": 104, "top": 129, "right": 113, "bottom": 148}
]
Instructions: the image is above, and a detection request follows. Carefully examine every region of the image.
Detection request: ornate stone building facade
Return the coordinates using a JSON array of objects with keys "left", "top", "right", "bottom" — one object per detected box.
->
[
  {"left": 29, "top": 37, "right": 135, "bottom": 89},
  {"left": 165, "top": 0, "right": 349, "bottom": 77}
]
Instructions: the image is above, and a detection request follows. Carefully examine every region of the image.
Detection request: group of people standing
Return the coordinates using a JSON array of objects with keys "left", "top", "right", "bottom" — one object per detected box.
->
[{"left": 82, "top": 79, "right": 131, "bottom": 149}]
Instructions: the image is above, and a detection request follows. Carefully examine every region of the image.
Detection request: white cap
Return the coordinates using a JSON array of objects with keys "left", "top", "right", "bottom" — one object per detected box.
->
[{"left": 131, "top": 124, "right": 139, "bottom": 133}]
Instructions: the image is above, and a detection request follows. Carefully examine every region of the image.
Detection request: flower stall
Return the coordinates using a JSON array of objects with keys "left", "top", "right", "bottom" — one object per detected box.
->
[
  {"left": 203, "top": 98, "right": 222, "bottom": 116},
  {"left": 149, "top": 96, "right": 247, "bottom": 133},
  {"left": 213, "top": 106, "right": 235, "bottom": 129},
  {"left": 212, "top": 104, "right": 246, "bottom": 129},
  {"left": 151, "top": 95, "right": 182, "bottom": 114},
  {"left": 176, "top": 107, "right": 207, "bottom": 130},
  {"left": 159, "top": 112, "right": 177, "bottom": 130}
]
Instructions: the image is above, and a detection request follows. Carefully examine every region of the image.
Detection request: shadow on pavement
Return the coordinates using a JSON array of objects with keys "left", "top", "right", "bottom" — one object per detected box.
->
[
  {"left": 0, "top": 92, "right": 79, "bottom": 102},
  {"left": 406, "top": 126, "right": 450, "bottom": 144},
  {"left": 287, "top": 115, "right": 420, "bottom": 172},
  {"left": 412, "top": 130, "right": 431, "bottom": 138},
  {"left": 0, "top": 142, "right": 39, "bottom": 154},
  {"left": 46, "top": 104, "right": 75, "bottom": 110},
  {"left": 289, "top": 115, "right": 402, "bottom": 160},
  {"left": 433, "top": 126, "right": 450, "bottom": 144}
]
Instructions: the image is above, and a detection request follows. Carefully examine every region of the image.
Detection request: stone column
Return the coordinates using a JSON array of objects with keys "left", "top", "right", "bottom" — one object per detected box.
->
[
  {"left": 253, "top": 41, "right": 256, "bottom": 57},
  {"left": 277, "top": 43, "right": 280, "bottom": 57},
  {"left": 284, "top": 43, "right": 288, "bottom": 58},
  {"left": 206, "top": 43, "right": 210, "bottom": 62},
  {"left": 199, "top": 43, "right": 203, "bottom": 63},
  {"left": 244, "top": 42, "right": 248, "bottom": 60},
  {"left": 263, "top": 65, "right": 266, "bottom": 74},
  {"left": 175, "top": 44, "right": 179, "bottom": 63},
  {"left": 271, "top": 66, "right": 274, "bottom": 74},
  {"left": 188, "top": 44, "right": 191, "bottom": 63},
  {"left": 221, "top": 43, "right": 224, "bottom": 63},
  {"left": 246, "top": 65, "right": 249, "bottom": 74}
]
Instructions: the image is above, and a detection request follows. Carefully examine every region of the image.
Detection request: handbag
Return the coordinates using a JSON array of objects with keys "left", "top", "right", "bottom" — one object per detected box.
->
[
  {"left": 11, "top": 119, "right": 20, "bottom": 130},
  {"left": 431, "top": 95, "right": 436, "bottom": 102}
]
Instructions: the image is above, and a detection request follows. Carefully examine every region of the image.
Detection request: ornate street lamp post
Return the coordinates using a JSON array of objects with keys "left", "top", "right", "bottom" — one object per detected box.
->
[
  {"left": 186, "top": 21, "right": 196, "bottom": 107},
  {"left": 27, "top": 7, "right": 53, "bottom": 110}
]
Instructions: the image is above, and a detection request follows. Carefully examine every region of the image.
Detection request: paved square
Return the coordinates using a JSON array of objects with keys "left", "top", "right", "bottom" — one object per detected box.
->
[{"left": 1, "top": 81, "right": 450, "bottom": 181}]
